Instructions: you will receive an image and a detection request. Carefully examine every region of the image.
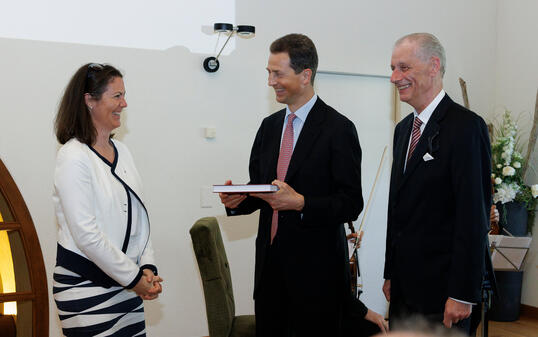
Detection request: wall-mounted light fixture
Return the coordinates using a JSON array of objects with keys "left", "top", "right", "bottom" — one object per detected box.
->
[{"left": 203, "top": 23, "right": 255, "bottom": 73}]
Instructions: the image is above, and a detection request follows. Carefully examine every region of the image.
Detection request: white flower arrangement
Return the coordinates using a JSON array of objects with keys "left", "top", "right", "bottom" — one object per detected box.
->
[
  {"left": 493, "top": 182, "right": 519, "bottom": 204},
  {"left": 502, "top": 166, "right": 516, "bottom": 176},
  {"left": 491, "top": 111, "right": 537, "bottom": 232}
]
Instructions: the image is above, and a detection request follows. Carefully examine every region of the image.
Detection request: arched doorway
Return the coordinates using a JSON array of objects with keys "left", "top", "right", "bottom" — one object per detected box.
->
[{"left": 0, "top": 158, "right": 48, "bottom": 337}]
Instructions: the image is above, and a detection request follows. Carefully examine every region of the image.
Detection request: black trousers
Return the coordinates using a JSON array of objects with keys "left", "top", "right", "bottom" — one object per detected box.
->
[
  {"left": 255, "top": 237, "right": 344, "bottom": 337},
  {"left": 389, "top": 294, "right": 471, "bottom": 335},
  {"left": 342, "top": 314, "right": 381, "bottom": 337}
]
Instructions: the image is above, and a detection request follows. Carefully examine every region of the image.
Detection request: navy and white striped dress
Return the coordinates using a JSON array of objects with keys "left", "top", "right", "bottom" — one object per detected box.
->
[{"left": 52, "top": 139, "right": 156, "bottom": 337}]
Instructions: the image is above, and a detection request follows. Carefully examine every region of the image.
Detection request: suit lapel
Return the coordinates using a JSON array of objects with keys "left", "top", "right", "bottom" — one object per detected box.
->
[
  {"left": 284, "top": 98, "right": 324, "bottom": 182},
  {"left": 403, "top": 120, "right": 440, "bottom": 177},
  {"left": 264, "top": 110, "right": 285, "bottom": 183},
  {"left": 397, "top": 95, "right": 450, "bottom": 191},
  {"left": 393, "top": 115, "right": 414, "bottom": 185}
]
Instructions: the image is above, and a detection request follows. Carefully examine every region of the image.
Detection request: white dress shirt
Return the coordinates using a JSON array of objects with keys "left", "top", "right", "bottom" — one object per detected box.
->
[
  {"left": 404, "top": 89, "right": 445, "bottom": 171},
  {"left": 280, "top": 94, "right": 318, "bottom": 149}
]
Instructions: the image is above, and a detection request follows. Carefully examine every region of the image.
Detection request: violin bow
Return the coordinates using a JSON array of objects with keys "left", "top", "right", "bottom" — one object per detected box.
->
[{"left": 351, "top": 145, "right": 388, "bottom": 255}]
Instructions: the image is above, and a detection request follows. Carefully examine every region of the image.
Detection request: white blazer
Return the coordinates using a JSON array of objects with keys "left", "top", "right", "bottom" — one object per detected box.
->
[{"left": 53, "top": 138, "right": 155, "bottom": 287}]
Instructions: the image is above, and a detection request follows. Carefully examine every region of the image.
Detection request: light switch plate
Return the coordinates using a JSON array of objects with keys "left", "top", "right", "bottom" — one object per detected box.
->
[{"left": 204, "top": 127, "right": 216, "bottom": 139}]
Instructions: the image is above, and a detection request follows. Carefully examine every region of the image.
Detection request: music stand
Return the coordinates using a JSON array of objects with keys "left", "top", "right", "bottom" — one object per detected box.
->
[
  {"left": 489, "top": 234, "right": 532, "bottom": 271},
  {"left": 482, "top": 233, "right": 532, "bottom": 335}
]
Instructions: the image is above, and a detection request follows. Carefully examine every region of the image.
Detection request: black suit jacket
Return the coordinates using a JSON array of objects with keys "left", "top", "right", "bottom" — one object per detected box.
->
[
  {"left": 384, "top": 94, "right": 491, "bottom": 315},
  {"left": 229, "top": 97, "right": 363, "bottom": 305}
]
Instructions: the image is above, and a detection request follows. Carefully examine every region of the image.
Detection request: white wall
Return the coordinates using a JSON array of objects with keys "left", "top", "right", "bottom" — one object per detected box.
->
[
  {"left": 493, "top": 0, "right": 538, "bottom": 308},
  {"left": 0, "top": 1, "right": 508, "bottom": 336},
  {"left": 315, "top": 72, "right": 394, "bottom": 315},
  {"left": 0, "top": 0, "right": 236, "bottom": 53}
]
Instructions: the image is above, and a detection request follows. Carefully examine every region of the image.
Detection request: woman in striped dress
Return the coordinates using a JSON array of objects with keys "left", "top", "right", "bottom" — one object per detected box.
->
[{"left": 52, "top": 63, "right": 163, "bottom": 336}]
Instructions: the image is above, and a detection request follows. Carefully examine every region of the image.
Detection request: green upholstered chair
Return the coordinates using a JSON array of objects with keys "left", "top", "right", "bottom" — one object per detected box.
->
[{"left": 190, "top": 217, "right": 255, "bottom": 337}]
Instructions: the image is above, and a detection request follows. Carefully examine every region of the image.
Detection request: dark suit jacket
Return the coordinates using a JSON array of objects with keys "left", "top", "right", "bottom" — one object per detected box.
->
[
  {"left": 228, "top": 97, "right": 363, "bottom": 307},
  {"left": 384, "top": 94, "right": 491, "bottom": 315}
]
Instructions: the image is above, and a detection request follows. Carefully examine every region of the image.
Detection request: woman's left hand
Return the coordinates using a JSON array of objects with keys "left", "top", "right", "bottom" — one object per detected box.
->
[
  {"left": 347, "top": 231, "right": 364, "bottom": 248},
  {"left": 490, "top": 205, "right": 499, "bottom": 224}
]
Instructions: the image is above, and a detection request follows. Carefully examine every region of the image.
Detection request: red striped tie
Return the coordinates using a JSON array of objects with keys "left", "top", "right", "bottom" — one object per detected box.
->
[
  {"left": 407, "top": 117, "right": 423, "bottom": 162},
  {"left": 271, "top": 113, "right": 297, "bottom": 243}
]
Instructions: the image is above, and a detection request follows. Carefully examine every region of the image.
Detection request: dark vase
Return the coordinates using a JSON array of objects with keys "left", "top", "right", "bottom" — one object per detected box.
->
[
  {"left": 489, "top": 271, "right": 523, "bottom": 322},
  {"left": 496, "top": 201, "right": 528, "bottom": 236}
]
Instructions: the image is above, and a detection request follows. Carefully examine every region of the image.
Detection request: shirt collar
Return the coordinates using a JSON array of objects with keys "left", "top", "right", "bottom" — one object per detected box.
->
[
  {"left": 413, "top": 89, "right": 445, "bottom": 125},
  {"left": 285, "top": 94, "right": 318, "bottom": 122}
]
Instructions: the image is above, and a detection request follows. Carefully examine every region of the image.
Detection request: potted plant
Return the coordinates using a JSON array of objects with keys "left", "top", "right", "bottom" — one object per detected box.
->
[
  {"left": 491, "top": 111, "right": 538, "bottom": 235},
  {"left": 489, "top": 110, "right": 537, "bottom": 322}
]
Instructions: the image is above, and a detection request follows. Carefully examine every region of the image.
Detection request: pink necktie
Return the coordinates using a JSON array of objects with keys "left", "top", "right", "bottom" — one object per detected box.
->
[
  {"left": 271, "top": 113, "right": 297, "bottom": 243},
  {"left": 407, "top": 117, "right": 423, "bottom": 162}
]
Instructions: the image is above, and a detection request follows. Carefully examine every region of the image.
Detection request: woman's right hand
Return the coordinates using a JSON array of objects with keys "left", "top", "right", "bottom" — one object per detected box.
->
[
  {"left": 132, "top": 276, "right": 152, "bottom": 299},
  {"left": 132, "top": 273, "right": 163, "bottom": 300},
  {"left": 142, "top": 270, "right": 163, "bottom": 300},
  {"left": 365, "top": 309, "right": 389, "bottom": 334}
]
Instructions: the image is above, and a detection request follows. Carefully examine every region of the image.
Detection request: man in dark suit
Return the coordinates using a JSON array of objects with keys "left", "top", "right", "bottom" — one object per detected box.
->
[
  {"left": 382, "top": 33, "right": 491, "bottom": 335},
  {"left": 219, "top": 34, "right": 364, "bottom": 337}
]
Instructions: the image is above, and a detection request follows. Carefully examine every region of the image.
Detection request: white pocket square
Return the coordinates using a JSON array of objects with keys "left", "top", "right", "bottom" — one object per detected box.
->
[{"left": 423, "top": 153, "right": 434, "bottom": 161}]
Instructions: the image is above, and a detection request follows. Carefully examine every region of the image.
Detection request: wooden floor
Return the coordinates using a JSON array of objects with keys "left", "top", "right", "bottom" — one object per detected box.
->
[
  {"left": 477, "top": 313, "right": 538, "bottom": 337},
  {"left": 202, "top": 311, "right": 538, "bottom": 337}
]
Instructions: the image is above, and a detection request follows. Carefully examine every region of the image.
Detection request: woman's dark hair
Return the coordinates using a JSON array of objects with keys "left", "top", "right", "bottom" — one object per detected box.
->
[{"left": 55, "top": 63, "right": 123, "bottom": 145}]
